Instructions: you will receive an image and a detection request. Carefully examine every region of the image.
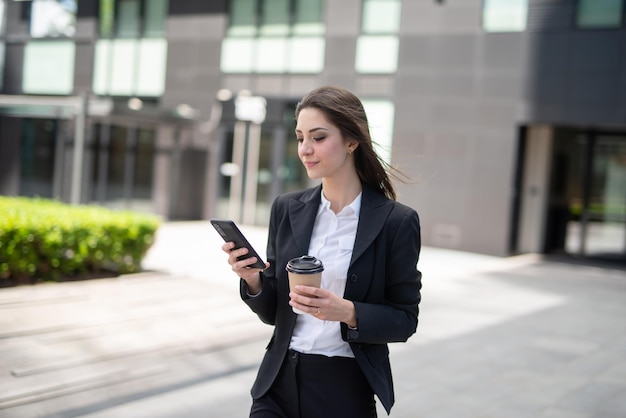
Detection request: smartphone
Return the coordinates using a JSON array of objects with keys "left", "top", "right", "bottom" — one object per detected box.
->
[{"left": 210, "top": 219, "right": 267, "bottom": 269}]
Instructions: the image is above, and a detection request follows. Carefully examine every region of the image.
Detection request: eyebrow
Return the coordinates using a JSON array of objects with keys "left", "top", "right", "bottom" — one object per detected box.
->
[{"left": 295, "top": 127, "right": 329, "bottom": 134}]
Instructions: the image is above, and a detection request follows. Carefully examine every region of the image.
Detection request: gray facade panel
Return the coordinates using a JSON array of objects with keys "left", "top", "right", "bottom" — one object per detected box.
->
[
  {"left": 399, "top": 0, "right": 482, "bottom": 35},
  {"left": 162, "top": 40, "right": 222, "bottom": 114},
  {"left": 325, "top": 0, "right": 361, "bottom": 37},
  {"left": 569, "top": 32, "right": 622, "bottom": 73},
  {"left": 479, "top": 73, "right": 524, "bottom": 101},
  {"left": 74, "top": 43, "right": 95, "bottom": 93},
  {"left": 356, "top": 76, "right": 394, "bottom": 97},
  {"left": 481, "top": 34, "right": 527, "bottom": 71},
  {"left": 167, "top": 15, "right": 227, "bottom": 41},
  {"left": 324, "top": 37, "right": 357, "bottom": 75},
  {"left": 527, "top": 0, "right": 575, "bottom": 32},
  {"left": 286, "top": 76, "right": 324, "bottom": 98}
]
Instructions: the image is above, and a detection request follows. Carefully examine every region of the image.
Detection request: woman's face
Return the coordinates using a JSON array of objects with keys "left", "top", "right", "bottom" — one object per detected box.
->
[{"left": 295, "top": 107, "right": 356, "bottom": 180}]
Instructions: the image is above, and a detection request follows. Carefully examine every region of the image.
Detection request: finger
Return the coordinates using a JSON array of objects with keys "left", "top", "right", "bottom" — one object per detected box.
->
[
  {"left": 294, "top": 285, "right": 323, "bottom": 297},
  {"left": 221, "top": 241, "right": 236, "bottom": 253},
  {"left": 289, "top": 291, "right": 318, "bottom": 307},
  {"left": 234, "top": 256, "right": 259, "bottom": 270},
  {"left": 227, "top": 247, "right": 250, "bottom": 265}
]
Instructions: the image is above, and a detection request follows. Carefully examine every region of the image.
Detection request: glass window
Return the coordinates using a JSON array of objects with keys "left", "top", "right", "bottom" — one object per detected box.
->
[
  {"left": 288, "top": 37, "right": 325, "bottom": 73},
  {"left": 0, "top": 0, "right": 6, "bottom": 35},
  {"left": 356, "top": 0, "right": 400, "bottom": 74},
  {"left": 229, "top": 0, "right": 258, "bottom": 36},
  {"left": 100, "top": 0, "right": 168, "bottom": 38},
  {"left": 0, "top": 43, "right": 4, "bottom": 91},
  {"left": 117, "top": 0, "right": 140, "bottom": 38},
  {"left": 220, "top": 37, "right": 255, "bottom": 72},
  {"left": 144, "top": 0, "right": 168, "bottom": 37},
  {"left": 93, "top": 40, "right": 112, "bottom": 94},
  {"left": 362, "top": 0, "right": 401, "bottom": 34},
  {"left": 108, "top": 39, "right": 137, "bottom": 95},
  {"left": 255, "top": 37, "right": 288, "bottom": 72},
  {"left": 135, "top": 38, "right": 167, "bottom": 95},
  {"left": 293, "top": 0, "right": 323, "bottom": 35},
  {"left": 577, "top": 0, "right": 623, "bottom": 28},
  {"left": 222, "top": 0, "right": 325, "bottom": 74},
  {"left": 362, "top": 100, "right": 395, "bottom": 164},
  {"left": 23, "top": 41, "right": 75, "bottom": 94},
  {"left": 483, "top": 0, "right": 528, "bottom": 32},
  {"left": 260, "top": 0, "right": 289, "bottom": 36},
  {"left": 30, "top": 0, "right": 77, "bottom": 38},
  {"left": 95, "top": 39, "right": 166, "bottom": 97},
  {"left": 355, "top": 36, "right": 398, "bottom": 74},
  {"left": 19, "top": 119, "right": 57, "bottom": 198},
  {"left": 99, "top": 0, "right": 115, "bottom": 37}
]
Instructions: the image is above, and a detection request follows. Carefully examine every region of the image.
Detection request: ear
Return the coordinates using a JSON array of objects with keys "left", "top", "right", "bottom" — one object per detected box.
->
[{"left": 347, "top": 140, "right": 359, "bottom": 153}]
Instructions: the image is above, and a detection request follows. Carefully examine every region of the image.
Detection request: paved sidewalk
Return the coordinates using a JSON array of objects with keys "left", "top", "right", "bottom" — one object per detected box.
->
[{"left": 0, "top": 221, "right": 624, "bottom": 417}]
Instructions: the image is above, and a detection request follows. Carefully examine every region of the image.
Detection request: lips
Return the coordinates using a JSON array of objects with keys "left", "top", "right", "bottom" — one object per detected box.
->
[{"left": 303, "top": 161, "right": 319, "bottom": 168}]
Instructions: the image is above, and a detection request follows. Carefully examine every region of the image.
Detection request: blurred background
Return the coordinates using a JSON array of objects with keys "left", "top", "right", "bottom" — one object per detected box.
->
[{"left": 0, "top": 0, "right": 624, "bottom": 265}]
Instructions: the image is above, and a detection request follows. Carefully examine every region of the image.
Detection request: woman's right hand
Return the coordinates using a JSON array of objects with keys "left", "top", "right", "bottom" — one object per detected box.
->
[{"left": 222, "top": 242, "right": 268, "bottom": 294}]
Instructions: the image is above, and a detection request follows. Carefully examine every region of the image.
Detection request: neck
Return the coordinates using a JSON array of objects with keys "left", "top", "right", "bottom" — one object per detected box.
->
[{"left": 321, "top": 176, "right": 362, "bottom": 214}]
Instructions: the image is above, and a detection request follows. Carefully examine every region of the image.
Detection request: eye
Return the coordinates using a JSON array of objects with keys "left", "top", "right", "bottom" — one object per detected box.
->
[
  {"left": 296, "top": 136, "right": 304, "bottom": 143},
  {"left": 313, "top": 136, "right": 326, "bottom": 142}
]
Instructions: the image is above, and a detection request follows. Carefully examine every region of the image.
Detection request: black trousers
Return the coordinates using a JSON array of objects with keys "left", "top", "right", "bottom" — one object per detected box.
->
[{"left": 250, "top": 350, "right": 377, "bottom": 418}]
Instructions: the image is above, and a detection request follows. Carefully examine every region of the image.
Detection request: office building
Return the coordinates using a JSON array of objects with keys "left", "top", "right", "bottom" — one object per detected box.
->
[{"left": 0, "top": 0, "right": 624, "bottom": 263}]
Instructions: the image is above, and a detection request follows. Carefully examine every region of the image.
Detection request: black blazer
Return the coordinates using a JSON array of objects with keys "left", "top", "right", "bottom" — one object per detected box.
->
[{"left": 240, "top": 184, "right": 422, "bottom": 414}]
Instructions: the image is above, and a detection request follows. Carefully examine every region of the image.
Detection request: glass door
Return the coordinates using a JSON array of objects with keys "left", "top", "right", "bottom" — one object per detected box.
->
[
  {"left": 547, "top": 129, "right": 626, "bottom": 263},
  {"left": 584, "top": 136, "right": 626, "bottom": 260}
]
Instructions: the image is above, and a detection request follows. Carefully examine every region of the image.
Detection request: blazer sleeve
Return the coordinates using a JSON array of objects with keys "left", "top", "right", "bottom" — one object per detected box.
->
[
  {"left": 343, "top": 206, "right": 422, "bottom": 344},
  {"left": 239, "top": 197, "right": 280, "bottom": 325}
]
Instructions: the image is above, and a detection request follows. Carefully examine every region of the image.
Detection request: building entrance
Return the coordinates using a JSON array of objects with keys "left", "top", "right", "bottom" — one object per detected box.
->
[
  {"left": 90, "top": 123, "right": 156, "bottom": 213},
  {"left": 546, "top": 129, "right": 626, "bottom": 263},
  {"left": 215, "top": 102, "right": 308, "bottom": 226}
]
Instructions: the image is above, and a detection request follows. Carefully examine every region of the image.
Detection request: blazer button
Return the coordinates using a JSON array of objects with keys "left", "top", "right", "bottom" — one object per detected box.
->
[{"left": 350, "top": 274, "right": 357, "bottom": 282}]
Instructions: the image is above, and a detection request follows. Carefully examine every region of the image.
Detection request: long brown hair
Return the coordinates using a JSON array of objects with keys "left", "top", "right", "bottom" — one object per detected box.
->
[{"left": 295, "top": 86, "right": 404, "bottom": 200}]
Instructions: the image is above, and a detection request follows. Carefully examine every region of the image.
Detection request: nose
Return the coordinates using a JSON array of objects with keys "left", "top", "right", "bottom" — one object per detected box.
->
[{"left": 299, "top": 140, "right": 313, "bottom": 156}]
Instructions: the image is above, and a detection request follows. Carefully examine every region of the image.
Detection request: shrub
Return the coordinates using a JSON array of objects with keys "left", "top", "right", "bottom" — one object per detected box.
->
[{"left": 0, "top": 196, "right": 161, "bottom": 285}]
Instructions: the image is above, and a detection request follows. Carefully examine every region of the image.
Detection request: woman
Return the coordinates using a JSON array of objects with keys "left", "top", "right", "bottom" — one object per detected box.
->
[{"left": 223, "top": 86, "right": 422, "bottom": 417}]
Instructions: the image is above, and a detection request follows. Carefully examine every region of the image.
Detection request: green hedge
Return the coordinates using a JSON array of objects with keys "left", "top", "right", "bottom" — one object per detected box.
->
[{"left": 0, "top": 196, "right": 161, "bottom": 285}]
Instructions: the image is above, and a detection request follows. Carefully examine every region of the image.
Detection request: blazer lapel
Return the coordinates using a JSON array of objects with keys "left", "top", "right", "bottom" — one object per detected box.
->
[
  {"left": 350, "top": 186, "right": 392, "bottom": 267},
  {"left": 288, "top": 185, "right": 322, "bottom": 256}
]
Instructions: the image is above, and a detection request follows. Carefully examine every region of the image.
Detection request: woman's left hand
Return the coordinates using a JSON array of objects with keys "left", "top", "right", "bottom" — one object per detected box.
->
[{"left": 289, "top": 286, "right": 357, "bottom": 327}]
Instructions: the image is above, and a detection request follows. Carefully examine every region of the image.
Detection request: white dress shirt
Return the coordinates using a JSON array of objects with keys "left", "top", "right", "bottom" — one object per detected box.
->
[{"left": 289, "top": 190, "right": 361, "bottom": 358}]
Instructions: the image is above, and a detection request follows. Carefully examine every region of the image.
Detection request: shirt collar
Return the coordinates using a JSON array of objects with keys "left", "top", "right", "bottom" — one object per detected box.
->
[{"left": 319, "top": 189, "right": 362, "bottom": 218}]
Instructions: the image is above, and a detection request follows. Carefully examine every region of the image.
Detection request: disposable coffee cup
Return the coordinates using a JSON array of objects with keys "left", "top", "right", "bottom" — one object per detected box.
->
[{"left": 286, "top": 256, "right": 324, "bottom": 314}]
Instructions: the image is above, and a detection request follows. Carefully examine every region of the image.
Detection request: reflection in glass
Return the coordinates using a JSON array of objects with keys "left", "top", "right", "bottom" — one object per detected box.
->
[
  {"left": 355, "top": 36, "right": 398, "bottom": 74},
  {"left": 293, "top": 0, "right": 324, "bottom": 35},
  {"left": 585, "top": 137, "right": 626, "bottom": 258},
  {"left": 576, "top": 0, "right": 623, "bottom": 28},
  {"left": 30, "top": 0, "right": 77, "bottom": 38},
  {"left": 228, "top": 0, "right": 257, "bottom": 36},
  {"left": 117, "top": 0, "right": 140, "bottom": 38},
  {"left": 362, "top": 0, "right": 401, "bottom": 34},
  {"left": 23, "top": 41, "right": 75, "bottom": 94},
  {"left": 260, "top": 0, "right": 289, "bottom": 36},
  {"left": 482, "top": 0, "right": 528, "bottom": 33},
  {"left": 19, "top": 119, "right": 56, "bottom": 198},
  {"left": 362, "top": 100, "right": 395, "bottom": 165}
]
